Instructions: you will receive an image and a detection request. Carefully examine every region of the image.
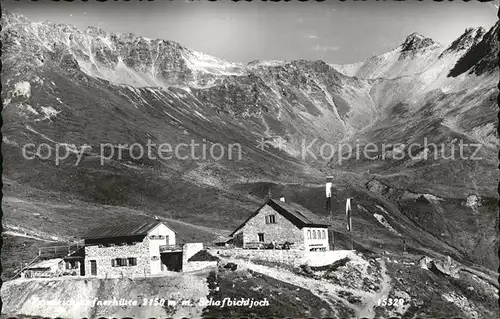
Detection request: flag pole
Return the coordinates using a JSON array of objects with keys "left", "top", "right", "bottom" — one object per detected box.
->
[
  {"left": 330, "top": 186, "right": 334, "bottom": 250},
  {"left": 350, "top": 220, "right": 354, "bottom": 250},
  {"left": 350, "top": 197, "right": 353, "bottom": 250}
]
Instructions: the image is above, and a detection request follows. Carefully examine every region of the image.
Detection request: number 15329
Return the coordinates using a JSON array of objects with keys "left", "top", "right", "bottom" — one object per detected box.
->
[{"left": 377, "top": 297, "right": 406, "bottom": 307}]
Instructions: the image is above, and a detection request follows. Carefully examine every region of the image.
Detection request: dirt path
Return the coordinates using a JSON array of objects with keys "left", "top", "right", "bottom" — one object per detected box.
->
[
  {"left": 357, "top": 258, "right": 392, "bottom": 319},
  {"left": 220, "top": 256, "right": 394, "bottom": 319},
  {"left": 221, "top": 256, "right": 395, "bottom": 318},
  {"left": 221, "top": 257, "right": 356, "bottom": 317}
]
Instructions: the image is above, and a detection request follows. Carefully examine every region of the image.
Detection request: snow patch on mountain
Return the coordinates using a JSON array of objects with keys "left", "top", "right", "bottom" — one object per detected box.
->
[
  {"left": 20, "top": 104, "right": 39, "bottom": 115},
  {"left": 182, "top": 49, "right": 245, "bottom": 76},
  {"left": 373, "top": 213, "right": 400, "bottom": 236},
  {"left": 13, "top": 82, "right": 31, "bottom": 98},
  {"left": 40, "top": 106, "right": 60, "bottom": 120}
]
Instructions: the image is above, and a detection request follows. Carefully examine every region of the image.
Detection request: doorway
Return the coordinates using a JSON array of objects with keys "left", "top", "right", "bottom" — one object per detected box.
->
[
  {"left": 160, "top": 252, "right": 182, "bottom": 272},
  {"left": 234, "top": 233, "right": 244, "bottom": 247},
  {"left": 90, "top": 260, "right": 97, "bottom": 276}
]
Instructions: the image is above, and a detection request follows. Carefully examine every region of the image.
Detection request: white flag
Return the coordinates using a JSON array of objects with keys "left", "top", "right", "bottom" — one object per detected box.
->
[
  {"left": 325, "top": 176, "right": 333, "bottom": 198},
  {"left": 325, "top": 182, "right": 332, "bottom": 198},
  {"left": 346, "top": 198, "right": 352, "bottom": 231}
]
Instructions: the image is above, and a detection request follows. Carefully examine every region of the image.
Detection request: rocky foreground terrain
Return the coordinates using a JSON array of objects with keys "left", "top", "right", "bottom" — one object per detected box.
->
[
  {"left": 2, "top": 250, "right": 498, "bottom": 319},
  {"left": 1, "top": 9, "right": 498, "bottom": 318}
]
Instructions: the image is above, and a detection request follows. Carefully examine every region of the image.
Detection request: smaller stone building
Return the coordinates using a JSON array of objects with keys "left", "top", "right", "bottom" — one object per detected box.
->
[
  {"left": 83, "top": 221, "right": 177, "bottom": 278},
  {"left": 21, "top": 258, "right": 65, "bottom": 278},
  {"left": 230, "top": 198, "right": 331, "bottom": 251}
]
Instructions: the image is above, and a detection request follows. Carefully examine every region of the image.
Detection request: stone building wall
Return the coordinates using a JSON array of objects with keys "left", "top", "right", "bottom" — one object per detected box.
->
[
  {"left": 233, "top": 204, "right": 305, "bottom": 249},
  {"left": 85, "top": 240, "right": 151, "bottom": 278},
  {"left": 181, "top": 243, "right": 204, "bottom": 270}
]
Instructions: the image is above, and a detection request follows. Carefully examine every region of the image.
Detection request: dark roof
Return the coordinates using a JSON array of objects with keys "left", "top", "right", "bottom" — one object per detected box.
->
[
  {"left": 214, "top": 235, "right": 233, "bottom": 243},
  {"left": 230, "top": 199, "right": 330, "bottom": 237},
  {"left": 270, "top": 199, "right": 329, "bottom": 226},
  {"left": 83, "top": 221, "right": 164, "bottom": 240},
  {"left": 188, "top": 250, "right": 220, "bottom": 262}
]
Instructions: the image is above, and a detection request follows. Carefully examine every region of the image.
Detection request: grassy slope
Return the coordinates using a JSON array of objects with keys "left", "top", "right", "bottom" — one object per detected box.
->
[{"left": 202, "top": 268, "right": 343, "bottom": 318}]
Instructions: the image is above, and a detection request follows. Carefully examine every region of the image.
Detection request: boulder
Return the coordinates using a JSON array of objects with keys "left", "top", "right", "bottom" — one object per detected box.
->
[{"left": 420, "top": 255, "right": 460, "bottom": 278}]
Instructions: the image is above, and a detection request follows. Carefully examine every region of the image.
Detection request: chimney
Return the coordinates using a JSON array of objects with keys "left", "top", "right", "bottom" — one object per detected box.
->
[{"left": 280, "top": 196, "right": 285, "bottom": 202}]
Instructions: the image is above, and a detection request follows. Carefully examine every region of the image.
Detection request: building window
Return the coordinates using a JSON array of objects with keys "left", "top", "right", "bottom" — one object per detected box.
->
[
  {"left": 112, "top": 258, "right": 137, "bottom": 267},
  {"left": 308, "top": 230, "right": 311, "bottom": 239},
  {"left": 265, "top": 215, "right": 276, "bottom": 224},
  {"left": 128, "top": 258, "right": 137, "bottom": 266},
  {"left": 150, "top": 235, "right": 166, "bottom": 240},
  {"left": 322, "top": 230, "right": 326, "bottom": 239},
  {"left": 112, "top": 258, "right": 128, "bottom": 267},
  {"left": 313, "top": 230, "right": 317, "bottom": 239},
  {"left": 258, "top": 233, "right": 265, "bottom": 242}
]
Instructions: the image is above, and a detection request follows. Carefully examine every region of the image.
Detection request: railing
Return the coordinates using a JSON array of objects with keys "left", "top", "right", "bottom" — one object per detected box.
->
[
  {"left": 159, "top": 244, "right": 183, "bottom": 253},
  {"left": 244, "top": 242, "right": 295, "bottom": 250},
  {"left": 38, "top": 242, "right": 84, "bottom": 259},
  {"left": 8, "top": 255, "right": 40, "bottom": 281}
]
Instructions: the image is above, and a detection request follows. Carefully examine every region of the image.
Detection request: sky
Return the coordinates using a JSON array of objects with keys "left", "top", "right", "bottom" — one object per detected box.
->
[{"left": 3, "top": 0, "right": 499, "bottom": 64}]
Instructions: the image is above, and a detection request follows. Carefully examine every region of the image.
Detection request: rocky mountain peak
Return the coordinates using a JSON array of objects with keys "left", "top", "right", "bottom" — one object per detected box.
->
[
  {"left": 401, "top": 32, "right": 437, "bottom": 52},
  {"left": 442, "top": 27, "right": 486, "bottom": 55}
]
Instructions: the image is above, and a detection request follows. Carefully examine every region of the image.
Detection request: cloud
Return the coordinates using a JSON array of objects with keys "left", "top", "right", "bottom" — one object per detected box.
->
[
  {"left": 307, "top": 34, "right": 319, "bottom": 40},
  {"left": 312, "top": 44, "right": 340, "bottom": 52}
]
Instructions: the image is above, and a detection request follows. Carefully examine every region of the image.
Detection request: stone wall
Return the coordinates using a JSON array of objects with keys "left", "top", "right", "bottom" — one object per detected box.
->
[
  {"left": 234, "top": 204, "right": 305, "bottom": 249},
  {"left": 220, "top": 248, "right": 304, "bottom": 266},
  {"left": 85, "top": 240, "right": 150, "bottom": 278},
  {"left": 220, "top": 248, "right": 354, "bottom": 267},
  {"left": 303, "top": 250, "right": 353, "bottom": 267},
  {"left": 181, "top": 243, "right": 204, "bottom": 271},
  {"left": 183, "top": 261, "right": 218, "bottom": 272}
]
